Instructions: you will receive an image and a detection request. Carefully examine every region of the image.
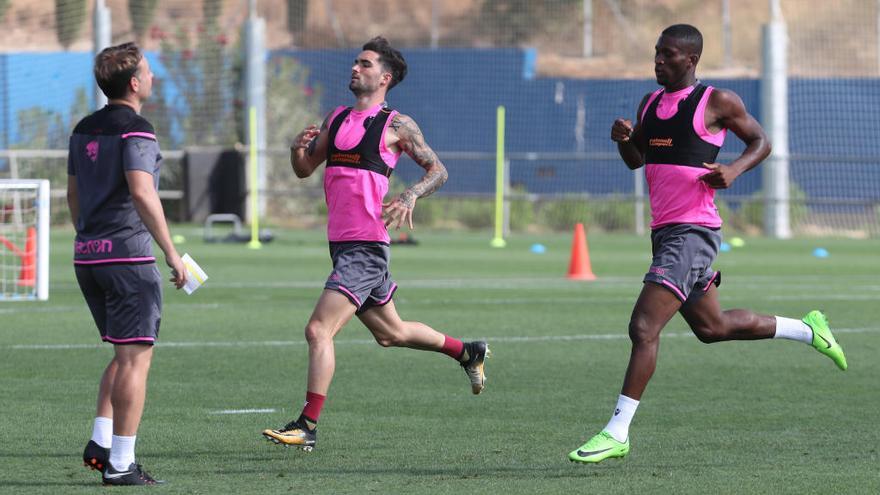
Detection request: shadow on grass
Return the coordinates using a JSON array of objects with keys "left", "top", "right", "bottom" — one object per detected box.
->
[
  {"left": 0, "top": 452, "right": 75, "bottom": 459},
  {"left": 0, "top": 450, "right": 639, "bottom": 481},
  {"left": 200, "top": 465, "right": 626, "bottom": 479},
  {"left": 0, "top": 481, "right": 97, "bottom": 487}
]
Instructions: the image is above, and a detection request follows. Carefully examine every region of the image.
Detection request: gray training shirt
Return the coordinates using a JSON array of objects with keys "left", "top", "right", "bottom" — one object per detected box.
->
[{"left": 68, "top": 104, "right": 162, "bottom": 265}]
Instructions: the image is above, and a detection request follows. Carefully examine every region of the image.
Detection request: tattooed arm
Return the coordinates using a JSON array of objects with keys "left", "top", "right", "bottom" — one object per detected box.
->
[
  {"left": 383, "top": 113, "right": 449, "bottom": 230},
  {"left": 290, "top": 111, "right": 332, "bottom": 178}
]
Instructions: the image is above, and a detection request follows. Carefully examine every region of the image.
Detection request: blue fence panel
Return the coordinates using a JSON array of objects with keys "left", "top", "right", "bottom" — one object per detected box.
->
[{"left": 0, "top": 49, "right": 877, "bottom": 200}]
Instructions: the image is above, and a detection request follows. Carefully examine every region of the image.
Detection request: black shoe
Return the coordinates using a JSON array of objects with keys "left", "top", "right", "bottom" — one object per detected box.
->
[
  {"left": 102, "top": 462, "right": 164, "bottom": 486},
  {"left": 461, "top": 341, "right": 490, "bottom": 395},
  {"left": 262, "top": 418, "right": 317, "bottom": 451},
  {"left": 82, "top": 440, "right": 109, "bottom": 472}
]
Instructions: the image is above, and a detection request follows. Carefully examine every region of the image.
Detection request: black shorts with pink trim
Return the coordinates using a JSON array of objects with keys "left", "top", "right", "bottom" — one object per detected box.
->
[
  {"left": 643, "top": 223, "right": 722, "bottom": 305},
  {"left": 325, "top": 241, "right": 397, "bottom": 315},
  {"left": 74, "top": 262, "right": 162, "bottom": 345}
]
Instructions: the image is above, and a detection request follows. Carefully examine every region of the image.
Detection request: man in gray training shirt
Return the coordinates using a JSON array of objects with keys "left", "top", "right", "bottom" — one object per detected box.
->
[{"left": 67, "top": 42, "right": 186, "bottom": 486}]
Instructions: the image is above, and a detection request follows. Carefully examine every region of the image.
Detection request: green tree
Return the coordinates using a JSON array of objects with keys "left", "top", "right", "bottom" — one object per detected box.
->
[
  {"left": 0, "top": 0, "right": 11, "bottom": 19},
  {"left": 478, "top": 0, "right": 580, "bottom": 45},
  {"left": 287, "top": 0, "right": 308, "bottom": 44},
  {"left": 261, "top": 56, "right": 323, "bottom": 222},
  {"left": 13, "top": 88, "right": 90, "bottom": 150},
  {"left": 158, "top": 0, "right": 235, "bottom": 146},
  {"left": 264, "top": 57, "right": 321, "bottom": 148},
  {"left": 10, "top": 88, "right": 87, "bottom": 194},
  {"left": 741, "top": 185, "right": 809, "bottom": 231},
  {"left": 14, "top": 108, "right": 65, "bottom": 150},
  {"left": 128, "top": 0, "right": 159, "bottom": 43},
  {"left": 140, "top": 78, "right": 175, "bottom": 147},
  {"left": 54, "top": 0, "right": 87, "bottom": 49},
  {"left": 68, "top": 87, "right": 90, "bottom": 131},
  {"left": 479, "top": 0, "right": 532, "bottom": 45}
]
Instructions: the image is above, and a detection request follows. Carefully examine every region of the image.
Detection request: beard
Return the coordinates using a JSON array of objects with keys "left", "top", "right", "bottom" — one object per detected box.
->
[{"left": 349, "top": 80, "right": 370, "bottom": 97}]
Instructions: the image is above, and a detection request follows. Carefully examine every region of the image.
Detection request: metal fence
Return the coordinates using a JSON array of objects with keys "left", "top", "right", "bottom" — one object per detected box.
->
[{"left": 1, "top": 0, "right": 879, "bottom": 236}]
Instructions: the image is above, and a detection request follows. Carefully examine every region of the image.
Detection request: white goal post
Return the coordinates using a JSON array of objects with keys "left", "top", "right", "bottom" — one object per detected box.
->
[{"left": 0, "top": 179, "right": 50, "bottom": 301}]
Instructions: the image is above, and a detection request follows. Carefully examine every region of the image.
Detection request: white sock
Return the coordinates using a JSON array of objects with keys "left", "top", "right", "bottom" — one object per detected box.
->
[
  {"left": 774, "top": 316, "right": 813, "bottom": 344},
  {"left": 603, "top": 394, "right": 639, "bottom": 443},
  {"left": 109, "top": 435, "right": 136, "bottom": 471},
  {"left": 90, "top": 417, "right": 113, "bottom": 448}
]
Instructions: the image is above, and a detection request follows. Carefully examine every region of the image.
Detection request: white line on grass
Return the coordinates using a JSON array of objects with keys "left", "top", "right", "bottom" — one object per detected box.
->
[
  {"left": 5, "top": 327, "right": 877, "bottom": 350},
  {"left": 2, "top": 292, "right": 874, "bottom": 317},
  {"left": 209, "top": 408, "right": 277, "bottom": 415},
  {"left": 186, "top": 278, "right": 880, "bottom": 291},
  {"left": 45, "top": 275, "right": 880, "bottom": 292},
  {"left": 403, "top": 293, "right": 880, "bottom": 306},
  {"left": 0, "top": 303, "right": 221, "bottom": 315}
]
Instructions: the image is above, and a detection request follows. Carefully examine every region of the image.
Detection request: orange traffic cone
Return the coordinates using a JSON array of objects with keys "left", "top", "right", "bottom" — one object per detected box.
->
[
  {"left": 17, "top": 227, "right": 36, "bottom": 287},
  {"left": 566, "top": 223, "right": 596, "bottom": 280}
]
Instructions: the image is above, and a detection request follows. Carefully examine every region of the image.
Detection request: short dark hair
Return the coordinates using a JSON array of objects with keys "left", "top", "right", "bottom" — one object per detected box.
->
[
  {"left": 94, "top": 42, "right": 143, "bottom": 99},
  {"left": 661, "top": 24, "right": 703, "bottom": 57},
  {"left": 362, "top": 36, "right": 407, "bottom": 90}
]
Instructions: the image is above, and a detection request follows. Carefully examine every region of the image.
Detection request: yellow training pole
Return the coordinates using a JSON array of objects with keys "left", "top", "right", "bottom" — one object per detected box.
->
[
  {"left": 490, "top": 105, "right": 507, "bottom": 248},
  {"left": 247, "top": 106, "right": 262, "bottom": 250}
]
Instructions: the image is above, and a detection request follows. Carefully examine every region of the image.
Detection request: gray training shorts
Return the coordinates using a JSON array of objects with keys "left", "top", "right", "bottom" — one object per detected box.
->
[
  {"left": 75, "top": 263, "right": 163, "bottom": 344},
  {"left": 324, "top": 241, "right": 397, "bottom": 315},
  {"left": 643, "top": 224, "right": 721, "bottom": 305}
]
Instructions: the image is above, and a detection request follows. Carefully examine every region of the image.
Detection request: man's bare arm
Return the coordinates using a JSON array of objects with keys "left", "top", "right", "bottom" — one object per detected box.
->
[
  {"left": 613, "top": 93, "right": 651, "bottom": 170},
  {"left": 700, "top": 89, "right": 771, "bottom": 189},
  {"left": 715, "top": 89, "right": 771, "bottom": 174},
  {"left": 290, "top": 112, "right": 332, "bottom": 178},
  {"left": 383, "top": 114, "right": 448, "bottom": 229},
  {"left": 126, "top": 170, "right": 186, "bottom": 289},
  {"left": 392, "top": 114, "right": 448, "bottom": 205}
]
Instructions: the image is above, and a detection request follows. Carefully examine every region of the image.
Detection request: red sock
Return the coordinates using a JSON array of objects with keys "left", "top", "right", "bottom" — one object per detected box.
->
[
  {"left": 301, "top": 391, "right": 326, "bottom": 423},
  {"left": 440, "top": 335, "right": 465, "bottom": 360}
]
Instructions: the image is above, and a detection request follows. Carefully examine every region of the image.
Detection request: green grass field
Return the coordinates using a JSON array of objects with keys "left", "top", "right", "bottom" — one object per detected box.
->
[{"left": 2, "top": 227, "right": 879, "bottom": 494}]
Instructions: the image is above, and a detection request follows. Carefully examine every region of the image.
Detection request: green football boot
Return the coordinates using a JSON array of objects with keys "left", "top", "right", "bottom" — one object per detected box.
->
[
  {"left": 803, "top": 310, "right": 847, "bottom": 371},
  {"left": 568, "top": 430, "right": 630, "bottom": 464}
]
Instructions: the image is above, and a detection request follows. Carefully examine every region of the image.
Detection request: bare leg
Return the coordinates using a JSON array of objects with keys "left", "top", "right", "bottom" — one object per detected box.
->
[
  {"left": 570, "top": 283, "right": 681, "bottom": 452},
  {"left": 358, "top": 300, "right": 488, "bottom": 394},
  {"left": 110, "top": 344, "right": 153, "bottom": 436},
  {"left": 357, "top": 300, "right": 446, "bottom": 350},
  {"left": 261, "top": 290, "right": 356, "bottom": 445},
  {"left": 304, "top": 290, "right": 358, "bottom": 395},
  {"left": 679, "top": 284, "right": 776, "bottom": 343},
  {"left": 620, "top": 283, "right": 682, "bottom": 400},
  {"left": 96, "top": 359, "right": 118, "bottom": 419}
]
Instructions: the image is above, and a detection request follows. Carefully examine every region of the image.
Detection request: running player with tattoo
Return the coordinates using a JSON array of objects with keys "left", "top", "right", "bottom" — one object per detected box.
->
[{"left": 262, "top": 37, "right": 489, "bottom": 451}]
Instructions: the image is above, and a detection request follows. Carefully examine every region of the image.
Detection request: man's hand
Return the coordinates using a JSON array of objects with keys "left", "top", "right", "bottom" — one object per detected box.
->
[
  {"left": 611, "top": 118, "right": 634, "bottom": 142},
  {"left": 382, "top": 192, "right": 415, "bottom": 230},
  {"left": 699, "top": 162, "right": 740, "bottom": 189},
  {"left": 165, "top": 251, "right": 187, "bottom": 290},
  {"left": 291, "top": 125, "right": 321, "bottom": 153},
  {"left": 289, "top": 119, "right": 329, "bottom": 178}
]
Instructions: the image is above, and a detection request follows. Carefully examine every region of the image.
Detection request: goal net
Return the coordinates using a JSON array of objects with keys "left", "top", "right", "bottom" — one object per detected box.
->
[{"left": 0, "top": 180, "right": 50, "bottom": 301}]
